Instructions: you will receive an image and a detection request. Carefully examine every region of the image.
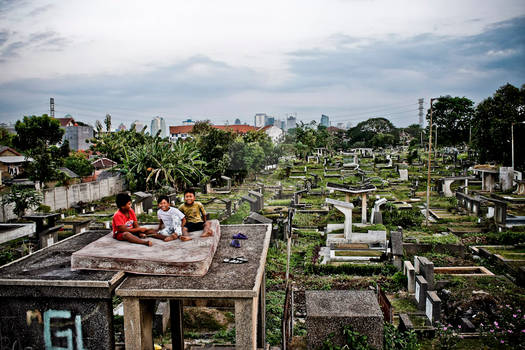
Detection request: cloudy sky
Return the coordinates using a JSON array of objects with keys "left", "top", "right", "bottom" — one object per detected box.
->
[{"left": 0, "top": 0, "right": 524, "bottom": 129}]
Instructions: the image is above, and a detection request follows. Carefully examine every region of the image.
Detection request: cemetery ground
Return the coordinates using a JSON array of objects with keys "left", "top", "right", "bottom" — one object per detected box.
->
[{"left": 1, "top": 150, "right": 524, "bottom": 349}]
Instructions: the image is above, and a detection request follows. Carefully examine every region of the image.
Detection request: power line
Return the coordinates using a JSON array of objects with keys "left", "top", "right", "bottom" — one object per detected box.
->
[{"left": 329, "top": 102, "right": 420, "bottom": 121}]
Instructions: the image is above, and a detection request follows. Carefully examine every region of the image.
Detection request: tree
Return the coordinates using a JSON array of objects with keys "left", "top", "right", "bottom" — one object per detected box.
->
[
  {"left": 472, "top": 83, "right": 525, "bottom": 169},
  {"left": 1, "top": 185, "right": 43, "bottom": 219},
  {"left": 426, "top": 96, "right": 474, "bottom": 146},
  {"left": 0, "top": 127, "right": 14, "bottom": 147},
  {"left": 104, "top": 114, "right": 112, "bottom": 133},
  {"left": 347, "top": 117, "right": 399, "bottom": 148},
  {"left": 13, "top": 114, "right": 63, "bottom": 151},
  {"left": 64, "top": 152, "right": 94, "bottom": 177},
  {"left": 13, "top": 115, "right": 68, "bottom": 187}
]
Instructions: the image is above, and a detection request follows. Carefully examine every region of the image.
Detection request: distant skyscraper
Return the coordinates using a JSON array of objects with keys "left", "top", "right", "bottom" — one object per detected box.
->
[
  {"left": 117, "top": 123, "right": 126, "bottom": 131},
  {"left": 150, "top": 116, "right": 167, "bottom": 137},
  {"left": 131, "top": 120, "right": 145, "bottom": 132},
  {"left": 182, "top": 118, "right": 195, "bottom": 126},
  {"left": 336, "top": 122, "right": 345, "bottom": 129},
  {"left": 280, "top": 120, "right": 285, "bottom": 130},
  {"left": 321, "top": 114, "right": 330, "bottom": 127},
  {"left": 286, "top": 115, "right": 297, "bottom": 131},
  {"left": 234, "top": 118, "right": 241, "bottom": 125},
  {"left": 254, "top": 113, "right": 267, "bottom": 127},
  {"left": 266, "top": 117, "right": 275, "bottom": 126}
]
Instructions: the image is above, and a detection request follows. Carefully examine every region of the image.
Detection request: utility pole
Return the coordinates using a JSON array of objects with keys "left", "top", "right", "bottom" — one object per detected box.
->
[{"left": 426, "top": 98, "right": 435, "bottom": 226}]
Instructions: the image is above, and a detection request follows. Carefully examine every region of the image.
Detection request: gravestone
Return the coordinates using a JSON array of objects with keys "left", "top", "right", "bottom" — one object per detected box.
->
[
  {"left": 370, "top": 197, "right": 387, "bottom": 224},
  {"left": 390, "top": 230, "right": 403, "bottom": 269},
  {"left": 133, "top": 191, "right": 153, "bottom": 214},
  {"left": 499, "top": 167, "right": 514, "bottom": 192},
  {"left": 244, "top": 212, "right": 273, "bottom": 225},
  {"left": 418, "top": 257, "right": 435, "bottom": 290},
  {"left": 415, "top": 275, "right": 428, "bottom": 310},
  {"left": 242, "top": 195, "right": 259, "bottom": 212},
  {"left": 425, "top": 291, "right": 441, "bottom": 324},
  {"left": 248, "top": 190, "right": 264, "bottom": 212},
  {"left": 403, "top": 261, "right": 416, "bottom": 293},
  {"left": 306, "top": 290, "right": 383, "bottom": 350},
  {"left": 399, "top": 169, "right": 408, "bottom": 181}
]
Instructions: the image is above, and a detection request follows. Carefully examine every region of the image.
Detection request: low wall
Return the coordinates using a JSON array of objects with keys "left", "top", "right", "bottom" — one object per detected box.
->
[{"left": 0, "top": 176, "right": 126, "bottom": 222}]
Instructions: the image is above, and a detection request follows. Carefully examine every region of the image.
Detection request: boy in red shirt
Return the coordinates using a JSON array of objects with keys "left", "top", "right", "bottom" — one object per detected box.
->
[{"left": 112, "top": 193, "right": 159, "bottom": 246}]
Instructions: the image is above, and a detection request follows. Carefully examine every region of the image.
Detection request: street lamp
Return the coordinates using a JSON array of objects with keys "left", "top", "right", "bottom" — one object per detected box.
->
[{"left": 512, "top": 121, "right": 525, "bottom": 169}]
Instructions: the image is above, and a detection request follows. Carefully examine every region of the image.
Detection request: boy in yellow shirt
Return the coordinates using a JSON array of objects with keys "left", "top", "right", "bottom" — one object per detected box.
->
[{"left": 178, "top": 188, "right": 214, "bottom": 239}]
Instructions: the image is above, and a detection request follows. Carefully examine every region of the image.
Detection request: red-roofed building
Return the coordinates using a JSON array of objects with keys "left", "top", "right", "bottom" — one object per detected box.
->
[
  {"left": 56, "top": 115, "right": 75, "bottom": 128},
  {"left": 169, "top": 124, "right": 257, "bottom": 141}
]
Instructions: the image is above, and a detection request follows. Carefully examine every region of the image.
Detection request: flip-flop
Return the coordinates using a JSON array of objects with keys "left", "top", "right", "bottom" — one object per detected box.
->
[
  {"left": 230, "top": 239, "right": 241, "bottom": 248},
  {"left": 232, "top": 233, "right": 248, "bottom": 240},
  {"left": 222, "top": 257, "right": 247, "bottom": 264}
]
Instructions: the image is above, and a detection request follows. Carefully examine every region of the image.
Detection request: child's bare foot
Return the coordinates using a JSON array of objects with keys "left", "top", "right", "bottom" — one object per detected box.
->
[
  {"left": 200, "top": 230, "right": 213, "bottom": 237},
  {"left": 164, "top": 234, "right": 178, "bottom": 242},
  {"left": 143, "top": 240, "right": 152, "bottom": 246},
  {"left": 180, "top": 235, "right": 192, "bottom": 242},
  {"left": 139, "top": 233, "right": 146, "bottom": 238}
]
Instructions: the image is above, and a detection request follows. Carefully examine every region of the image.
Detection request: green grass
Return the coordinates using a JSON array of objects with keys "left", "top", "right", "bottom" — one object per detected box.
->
[{"left": 221, "top": 202, "right": 250, "bottom": 224}]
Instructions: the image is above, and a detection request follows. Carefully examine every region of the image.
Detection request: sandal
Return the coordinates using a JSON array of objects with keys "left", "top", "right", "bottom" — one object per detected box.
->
[
  {"left": 230, "top": 239, "right": 241, "bottom": 248},
  {"left": 222, "top": 256, "right": 247, "bottom": 264},
  {"left": 232, "top": 233, "right": 247, "bottom": 240}
]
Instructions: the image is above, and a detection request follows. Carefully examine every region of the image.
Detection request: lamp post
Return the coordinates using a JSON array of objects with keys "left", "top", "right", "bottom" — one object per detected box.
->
[
  {"left": 512, "top": 121, "right": 525, "bottom": 169},
  {"left": 426, "top": 98, "right": 436, "bottom": 226}
]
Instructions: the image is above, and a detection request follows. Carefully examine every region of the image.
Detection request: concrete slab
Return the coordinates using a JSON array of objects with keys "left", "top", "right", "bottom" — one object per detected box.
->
[{"left": 71, "top": 220, "right": 221, "bottom": 276}]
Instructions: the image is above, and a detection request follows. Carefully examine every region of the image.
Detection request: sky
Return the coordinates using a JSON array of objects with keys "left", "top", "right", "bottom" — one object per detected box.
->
[{"left": 0, "top": 0, "right": 524, "bottom": 129}]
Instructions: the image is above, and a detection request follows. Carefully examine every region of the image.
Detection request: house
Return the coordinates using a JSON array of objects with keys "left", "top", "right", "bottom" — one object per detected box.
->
[
  {"left": 0, "top": 146, "right": 32, "bottom": 179},
  {"left": 56, "top": 115, "right": 76, "bottom": 128},
  {"left": 259, "top": 125, "right": 284, "bottom": 143},
  {"left": 92, "top": 158, "right": 117, "bottom": 170},
  {"left": 169, "top": 124, "right": 258, "bottom": 141}
]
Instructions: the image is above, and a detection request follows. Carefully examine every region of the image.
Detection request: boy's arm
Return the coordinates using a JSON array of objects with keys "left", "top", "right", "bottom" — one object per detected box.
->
[
  {"left": 158, "top": 218, "right": 164, "bottom": 230},
  {"left": 181, "top": 217, "right": 186, "bottom": 227},
  {"left": 199, "top": 203, "right": 207, "bottom": 222}
]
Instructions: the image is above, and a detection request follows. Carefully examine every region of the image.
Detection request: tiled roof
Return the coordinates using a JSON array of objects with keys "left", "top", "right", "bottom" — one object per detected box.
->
[
  {"left": 0, "top": 145, "right": 21, "bottom": 156},
  {"left": 169, "top": 124, "right": 257, "bottom": 135},
  {"left": 56, "top": 117, "right": 75, "bottom": 127}
]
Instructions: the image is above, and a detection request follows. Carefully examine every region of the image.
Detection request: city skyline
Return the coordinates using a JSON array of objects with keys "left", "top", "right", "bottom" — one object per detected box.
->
[{"left": 0, "top": 1, "right": 524, "bottom": 128}]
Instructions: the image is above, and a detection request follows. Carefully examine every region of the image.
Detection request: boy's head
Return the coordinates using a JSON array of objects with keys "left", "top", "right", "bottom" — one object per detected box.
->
[
  {"left": 184, "top": 188, "right": 196, "bottom": 205},
  {"left": 157, "top": 195, "right": 170, "bottom": 211},
  {"left": 116, "top": 193, "right": 132, "bottom": 210}
]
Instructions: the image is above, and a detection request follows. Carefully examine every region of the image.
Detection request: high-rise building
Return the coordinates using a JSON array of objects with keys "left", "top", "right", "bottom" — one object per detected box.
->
[
  {"left": 321, "top": 114, "right": 330, "bottom": 127},
  {"left": 234, "top": 118, "right": 241, "bottom": 125},
  {"left": 131, "top": 121, "right": 145, "bottom": 132},
  {"left": 286, "top": 115, "right": 297, "bottom": 131},
  {"left": 265, "top": 117, "right": 275, "bottom": 126},
  {"left": 336, "top": 122, "right": 345, "bottom": 129},
  {"left": 254, "top": 113, "right": 267, "bottom": 127},
  {"left": 150, "top": 116, "right": 167, "bottom": 137}
]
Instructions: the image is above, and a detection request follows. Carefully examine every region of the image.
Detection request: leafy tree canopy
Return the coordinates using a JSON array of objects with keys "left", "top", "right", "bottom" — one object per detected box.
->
[
  {"left": 13, "top": 114, "right": 64, "bottom": 150},
  {"left": 426, "top": 96, "right": 474, "bottom": 146}
]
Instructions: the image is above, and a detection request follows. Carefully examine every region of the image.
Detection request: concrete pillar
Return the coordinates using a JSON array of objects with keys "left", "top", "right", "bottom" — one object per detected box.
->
[
  {"left": 361, "top": 193, "right": 367, "bottom": 224},
  {"left": 257, "top": 273, "right": 266, "bottom": 348},
  {"left": 235, "top": 297, "right": 258, "bottom": 350},
  {"left": 170, "top": 300, "right": 184, "bottom": 350},
  {"left": 123, "top": 297, "right": 155, "bottom": 350},
  {"left": 464, "top": 178, "right": 468, "bottom": 194},
  {"left": 345, "top": 192, "right": 351, "bottom": 202}
]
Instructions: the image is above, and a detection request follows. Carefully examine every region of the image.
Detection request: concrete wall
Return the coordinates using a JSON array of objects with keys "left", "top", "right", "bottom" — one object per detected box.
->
[{"left": 0, "top": 176, "right": 126, "bottom": 221}]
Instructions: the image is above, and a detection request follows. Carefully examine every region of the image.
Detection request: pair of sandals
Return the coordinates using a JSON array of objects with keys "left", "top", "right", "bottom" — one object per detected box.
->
[
  {"left": 222, "top": 256, "right": 248, "bottom": 264},
  {"left": 230, "top": 233, "right": 248, "bottom": 248}
]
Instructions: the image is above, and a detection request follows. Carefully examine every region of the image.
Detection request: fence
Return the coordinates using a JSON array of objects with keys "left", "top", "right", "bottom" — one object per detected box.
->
[{"left": 1, "top": 176, "right": 126, "bottom": 222}]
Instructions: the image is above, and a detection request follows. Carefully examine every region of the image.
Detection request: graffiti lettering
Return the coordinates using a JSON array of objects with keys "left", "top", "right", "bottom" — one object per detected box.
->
[{"left": 42, "top": 310, "right": 84, "bottom": 350}]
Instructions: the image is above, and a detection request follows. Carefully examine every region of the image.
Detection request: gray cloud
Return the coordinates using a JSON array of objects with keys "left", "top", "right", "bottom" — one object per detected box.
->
[
  {"left": 0, "top": 16, "right": 523, "bottom": 127},
  {"left": 0, "top": 30, "right": 69, "bottom": 58}
]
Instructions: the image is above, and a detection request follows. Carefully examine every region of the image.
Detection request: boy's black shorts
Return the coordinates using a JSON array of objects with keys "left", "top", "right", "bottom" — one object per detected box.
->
[{"left": 184, "top": 221, "right": 205, "bottom": 232}]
